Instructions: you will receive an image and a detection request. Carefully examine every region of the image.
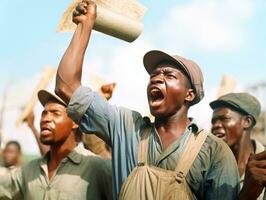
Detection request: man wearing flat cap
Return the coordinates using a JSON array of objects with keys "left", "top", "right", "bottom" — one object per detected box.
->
[
  {"left": 210, "top": 92, "right": 265, "bottom": 199},
  {"left": 54, "top": 1, "right": 239, "bottom": 199},
  {"left": 0, "top": 89, "right": 112, "bottom": 200}
]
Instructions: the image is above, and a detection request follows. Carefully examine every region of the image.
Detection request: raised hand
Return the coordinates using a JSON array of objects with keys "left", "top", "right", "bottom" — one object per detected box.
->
[
  {"left": 240, "top": 151, "right": 266, "bottom": 199},
  {"left": 72, "top": 0, "right": 97, "bottom": 25},
  {"left": 100, "top": 83, "right": 116, "bottom": 100}
]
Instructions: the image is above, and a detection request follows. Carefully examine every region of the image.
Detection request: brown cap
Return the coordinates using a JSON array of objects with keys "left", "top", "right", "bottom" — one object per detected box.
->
[
  {"left": 38, "top": 89, "right": 67, "bottom": 107},
  {"left": 143, "top": 50, "right": 204, "bottom": 105}
]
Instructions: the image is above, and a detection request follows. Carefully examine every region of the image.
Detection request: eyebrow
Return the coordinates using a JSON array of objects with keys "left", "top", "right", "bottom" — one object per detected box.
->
[{"left": 151, "top": 67, "right": 178, "bottom": 75}]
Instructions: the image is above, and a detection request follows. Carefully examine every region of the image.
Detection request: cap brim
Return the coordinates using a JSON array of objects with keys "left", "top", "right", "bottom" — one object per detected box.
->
[
  {"left": 38, "top": 90, "right": 67, "bottom": 107},
  {"left": 210, "top": 100, "right": 248, "bottom": 115},
  {"left": 210, "top": 100, "right": 230, "bottom": 110},
  {"left": 143, "top": 50, "right": 189, "bottom": 76}
]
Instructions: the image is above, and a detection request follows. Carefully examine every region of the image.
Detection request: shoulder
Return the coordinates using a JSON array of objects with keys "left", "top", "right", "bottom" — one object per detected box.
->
[
  {"left": 0, "top": 166, "right": 8, "bottom": 175},
  {"left": 22, "top": 158, "right": 41, "bottom": 173},
  {"left": 204, "top": 132, "right": 232, "bottom": 153},
  {"left": 76, "top": 143, "right": 96, "bottom": 156},
  {"left": 79, "top": 147, "right": 111, "bottom": 168},
  {"left": 200, "top": 132, "right": 236, "bottom": 166}
]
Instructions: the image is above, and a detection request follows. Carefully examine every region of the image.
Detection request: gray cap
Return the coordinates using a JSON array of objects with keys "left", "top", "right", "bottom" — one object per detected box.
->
[
  {"left": 210, "top": 92, "right": 261, "bottom": 124},
  {"left": 143, "top": 50, "right": 204, "bottom": 105},
  {"left": 38, "top": 89, "right": 67, "bottom": 107}
]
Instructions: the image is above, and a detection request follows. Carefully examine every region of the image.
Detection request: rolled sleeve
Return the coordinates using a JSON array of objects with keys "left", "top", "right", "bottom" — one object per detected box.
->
[{"left": 67, "top": 85, "right": 95, "bottom": 124}]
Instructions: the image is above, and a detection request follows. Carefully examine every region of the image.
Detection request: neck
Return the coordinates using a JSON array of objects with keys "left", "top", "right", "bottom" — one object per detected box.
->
[
  {"left": 155, "top": 108, "right": 190, "bottom": 150},
  {"left": 231, "top": 130, "right": 253, "bottom": 177},
  {"left": 48, "top": 133, "right": 76, "bottom": 171}
]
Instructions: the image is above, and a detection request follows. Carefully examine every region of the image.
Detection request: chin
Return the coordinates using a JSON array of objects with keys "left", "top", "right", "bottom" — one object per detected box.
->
[
  {"left": 40, "top": 138, "right": 53, "bottom": 145},
  {"left": 150, "top": 110, "right": 166, "bottom": 119}
]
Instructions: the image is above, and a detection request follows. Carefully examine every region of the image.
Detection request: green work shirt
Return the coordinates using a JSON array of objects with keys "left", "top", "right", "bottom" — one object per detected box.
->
[
  {"left": 67, "top": 85, "right": 240, "bottom": 200},
  {"left": 0, "top": 145, "right": 112, "bottom": 200}
]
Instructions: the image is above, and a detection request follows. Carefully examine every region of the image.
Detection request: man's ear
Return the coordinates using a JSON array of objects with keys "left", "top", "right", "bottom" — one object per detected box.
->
[
  {"left": 72, "top": 122, "right": 79, "bottom": 130},
  {"left": 185, "top": 88, "right": 196, "bottom": 104},
  {"left": 242, "top": 116, "right": 253, "bottom": 129}
]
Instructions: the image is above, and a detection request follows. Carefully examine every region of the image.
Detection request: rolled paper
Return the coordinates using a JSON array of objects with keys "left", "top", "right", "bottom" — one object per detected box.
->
[
  {"left": 94, "top": 5, "right": 143, "bottom": 42},
  {"left": 57, "top": 0, "right": 146, "bottom": 42}
]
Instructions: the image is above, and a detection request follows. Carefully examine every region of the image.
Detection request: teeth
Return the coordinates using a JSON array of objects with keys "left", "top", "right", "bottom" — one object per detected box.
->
[
  {"left": 150, "top": 88, "right": 160, "bottom": 96},
  {"left": 150, "top": 88, "right": 163, "bottom": 101},
  {"left": 42, "top": 127, "right": 50, "bottom": 131}
]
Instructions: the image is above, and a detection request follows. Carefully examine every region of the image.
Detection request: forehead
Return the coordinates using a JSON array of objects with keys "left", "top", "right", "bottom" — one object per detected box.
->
[
  {"left": 5, "top": 144, "right": 19, "bottom": 151},
  {"left": 212, "top": 107, "right": 242, "bottom": 117},
  {"left": 151, "top": 62, "right": 183, "bottom": 74},
  {"left": 43, "top": 101, "right": 66, "bottom": 111}
]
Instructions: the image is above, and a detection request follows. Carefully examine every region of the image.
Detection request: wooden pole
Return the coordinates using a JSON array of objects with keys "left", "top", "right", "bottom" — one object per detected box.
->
[{"left": 16, "top": 66, "right": 56, "bottom": 127}]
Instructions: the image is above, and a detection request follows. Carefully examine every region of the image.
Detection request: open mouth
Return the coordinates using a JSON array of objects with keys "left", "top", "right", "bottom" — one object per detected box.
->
[
  {"left": 150, "top": 87, "right": 164, "bottom": 104},
  {"left": 213, "top": 132, "right": 226, "bottom": 139},
  {"left": 41, "top": 126, "right": 53, "bottom": 135}
]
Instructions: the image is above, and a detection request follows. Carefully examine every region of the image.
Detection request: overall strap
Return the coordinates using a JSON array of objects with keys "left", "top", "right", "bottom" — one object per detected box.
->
[
  {"left": 175, "top": 130, "right": 207, "bottom": 180},
  {"left": 138, "top": 127, "right": 151, "bottom": 165}
]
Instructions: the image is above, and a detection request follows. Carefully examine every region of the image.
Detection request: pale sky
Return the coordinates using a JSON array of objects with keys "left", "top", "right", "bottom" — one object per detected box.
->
[{"left": 0, "top": 0, "right": 265, "bottom": 155}]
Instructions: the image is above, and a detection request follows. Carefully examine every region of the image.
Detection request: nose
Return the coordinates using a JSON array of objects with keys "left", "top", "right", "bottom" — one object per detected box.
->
[
  {"left": 40, "top": 112, "right": 52, "bottom": 125},
  {"left": 150, "top": 74, "right": 164, "bottom": 85},
  {"left": 211, "top": 119, "right": 222, "bottom": 132}
]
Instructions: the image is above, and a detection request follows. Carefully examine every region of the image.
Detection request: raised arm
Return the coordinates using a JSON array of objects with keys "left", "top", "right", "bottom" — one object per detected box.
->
[{"left": 55, "top": 0, "right": 97, "bottom": 103}]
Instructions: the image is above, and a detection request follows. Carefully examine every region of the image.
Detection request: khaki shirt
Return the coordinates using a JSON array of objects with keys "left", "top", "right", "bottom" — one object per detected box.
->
[
  {"left": 0, "top": 167, "right": 8, "bottom": 176},
  {"left": 0, "top": 145, "right": 112, "bottom": 200},
  {"left": 0, "top": 165, "right": 19, "bottom": 175}
]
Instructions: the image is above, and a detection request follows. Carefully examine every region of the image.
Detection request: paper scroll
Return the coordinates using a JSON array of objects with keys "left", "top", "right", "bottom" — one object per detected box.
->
[
  {"left": 16, "top": 67, "right": 56, "bottom": 127},
  {"left": 57, "top": 0, "right": 146, "bottom": 42}
]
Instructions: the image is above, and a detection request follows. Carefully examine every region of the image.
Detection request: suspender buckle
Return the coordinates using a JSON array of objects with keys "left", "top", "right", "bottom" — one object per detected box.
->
[
  {"left": 176, "top": 171, "right": 185, "bottom": 183},
  {"left": 137, "top": 162, "right": 145, "bottom": 167}
]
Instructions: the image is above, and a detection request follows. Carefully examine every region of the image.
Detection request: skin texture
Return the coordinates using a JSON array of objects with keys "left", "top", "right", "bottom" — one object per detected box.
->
[
  {"left": 147, "top": 64, "right": 195, "bottom": 150},
  {"left": 147, "top": 64, "right": 193, "bottom": 119},
  {"left": 211, "top": 107, "right": 245, "bottom": 147},
  {"left": 40, "top": 100, "right": 77, "bottom": 179},
  {"left": 3, "top": 143, "right": 21, "bottom": 168},
  {"left": 211, "top": 107, "right": 254, "bottom": 176}
]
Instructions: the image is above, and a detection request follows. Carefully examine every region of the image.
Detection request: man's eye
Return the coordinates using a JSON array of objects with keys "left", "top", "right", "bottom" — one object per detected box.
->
[
  {"left": 53, "top": 112, "right": 61, "bottom": 116},
  {"left": 167, "top": 74, "right": 176, "bottom": 78},
  {"left": 221, "top": 117, "right": 231, "bottom": 121}
]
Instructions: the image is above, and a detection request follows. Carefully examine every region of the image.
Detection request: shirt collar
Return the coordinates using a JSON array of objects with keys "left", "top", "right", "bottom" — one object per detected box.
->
[
  {"left": 40, "top": 145, "right": 82, "bottom": 166},
  {"left": 63, "top": 146, "right": 82, "bottom": 164}
]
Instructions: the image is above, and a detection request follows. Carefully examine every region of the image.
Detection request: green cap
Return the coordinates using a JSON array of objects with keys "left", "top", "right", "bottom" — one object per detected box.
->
[{"left": 209, "top": 92, "right": 261, "bottom": 124}]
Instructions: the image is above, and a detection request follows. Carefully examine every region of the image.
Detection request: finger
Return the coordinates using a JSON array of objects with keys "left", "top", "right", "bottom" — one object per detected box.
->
[
  {"left": 73, "top": 10, "right": 81, "bottom": 18},
  {"left": 76, "top": 3, "right": 87, "bottom": 14},
  {"left": 251, "top": 151, "right": 266, "bottom": 161},
  {"left": 252, "top": 173, "right": 266, "bottom": 186},
  {"left": 253, "top": 160, "right": 266, "bottom": 168},
  {"left": 82, "top": 0, "right": 92, "bottom": 5},
  {"left": 252, "top": 167, "right": 266, "bottom": 175}
]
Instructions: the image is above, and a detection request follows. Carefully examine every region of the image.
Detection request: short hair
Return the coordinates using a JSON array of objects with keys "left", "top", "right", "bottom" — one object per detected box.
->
[{"left": 5, "top": 140, "right": 21, "bottom": 152}]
